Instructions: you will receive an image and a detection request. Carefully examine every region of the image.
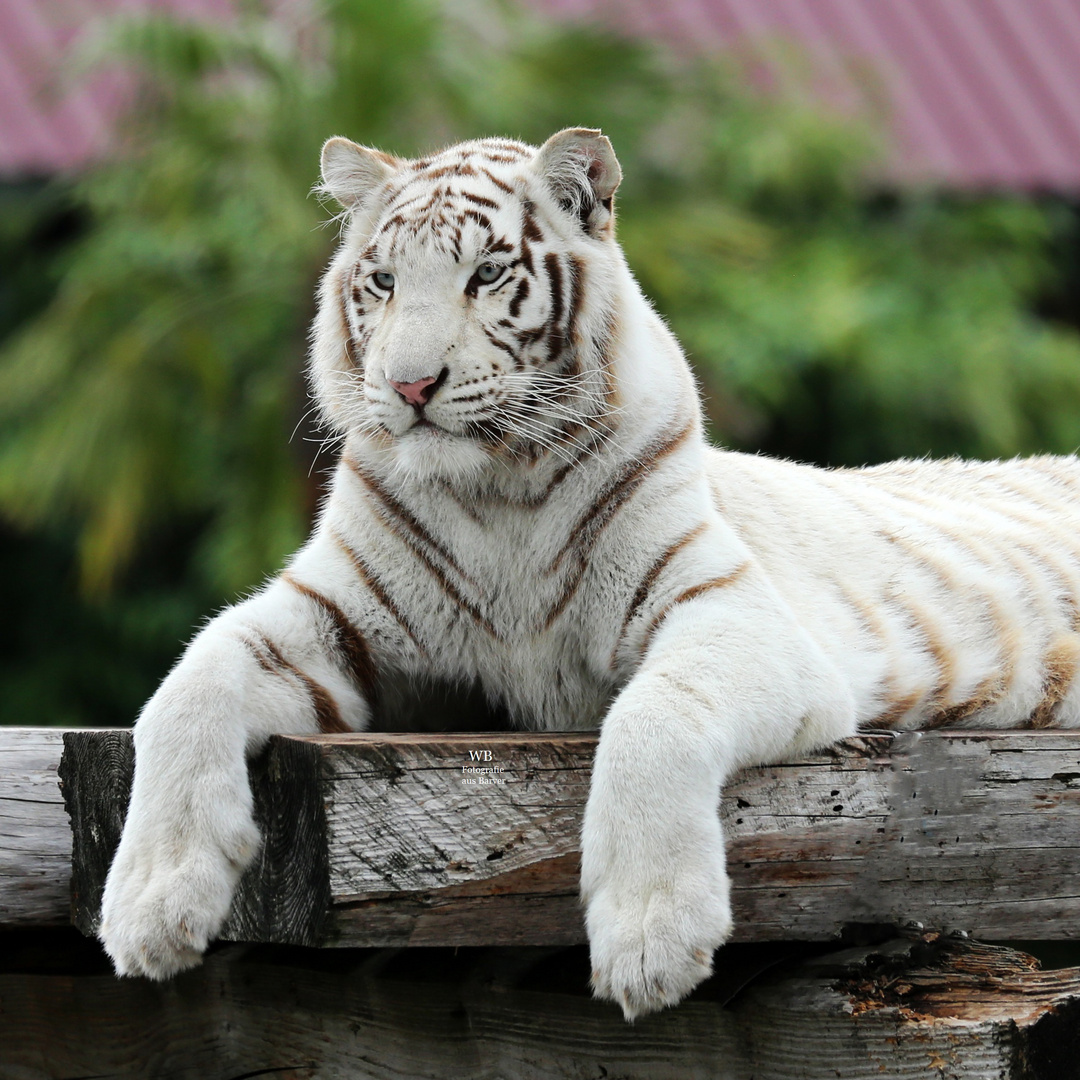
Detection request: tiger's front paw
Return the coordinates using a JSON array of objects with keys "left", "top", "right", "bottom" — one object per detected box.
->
[
  {"left": 99, "top": 812, "right": 260, "bottom": 980},
  {"left": 583, "top": 859, "right": 733, "bottom": 1021}
]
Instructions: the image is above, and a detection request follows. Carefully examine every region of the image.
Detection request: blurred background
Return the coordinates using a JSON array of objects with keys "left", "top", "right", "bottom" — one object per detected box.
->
[{"left": 2, "top": 0, "right": 1079, "bottom": 728}]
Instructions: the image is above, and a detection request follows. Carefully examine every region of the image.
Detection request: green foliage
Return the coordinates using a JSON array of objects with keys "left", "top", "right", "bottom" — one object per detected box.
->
[{"left": 2, "top": 0, "right": 1080, "bottom": 724}]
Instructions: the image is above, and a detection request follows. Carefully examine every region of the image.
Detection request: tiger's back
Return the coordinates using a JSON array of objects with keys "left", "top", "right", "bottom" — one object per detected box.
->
[{"left": 712, "top": 450, "right": 1080, "bottom": 733}]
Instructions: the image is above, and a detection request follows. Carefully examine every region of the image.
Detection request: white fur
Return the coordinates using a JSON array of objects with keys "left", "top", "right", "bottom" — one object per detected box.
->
[{"left": 100, "top": 130, "right": 1080, "bottom": 1020}]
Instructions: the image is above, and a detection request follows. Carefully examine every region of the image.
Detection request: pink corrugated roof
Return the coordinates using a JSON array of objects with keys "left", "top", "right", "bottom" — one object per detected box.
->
[
  {"left": 3, "top": 0, "right": 1080, "bottom": 190},
  {"left": 536, "top": 0, "right": 1080, "bottom": 191}
]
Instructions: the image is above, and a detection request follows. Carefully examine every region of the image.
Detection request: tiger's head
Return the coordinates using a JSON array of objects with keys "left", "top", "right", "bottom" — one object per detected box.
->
[{"left": 310, "top": 129, "right": 626, "bottom": 485}]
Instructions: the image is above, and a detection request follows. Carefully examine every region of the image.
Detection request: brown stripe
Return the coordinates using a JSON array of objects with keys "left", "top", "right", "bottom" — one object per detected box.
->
[
  {"left": 517, "top": 418, "right": 610, "bottom": 510},
  {"left": 480, "top": 167, "right": 515, "bottom": 194},
  {"left": 566, "top": 255, "right": 586, "bottom": 350},
  {"left": 463, "top": 192, "right": 500, "bottom": 209},
  {"left": 343, "top": 460, "right": 498, "bottom": 638},
  {"left": 544, "top": 252, "right": 565, "bottom": 363},
  {"left": 639, "top": 563, "right": 751, "bottom": 659},
  {"left": 892, "top": 532, "right": 1018, "bottom": 724},
  {"left": 252, "top": 632, "right": 351, "bottom": 736},
  {"left": 460, "top": 208, "right": 493, "bottom": 232},
  {"left": 344, "top": 456, "right": 474, "bottom": 584},
  {"left": 522, "top": 200, "right": 543, "bottom": 242},
  {"left": 331, "top": 533, "right": 426, "bottom": 651},
  {"left": 437, "top": 478, "right": 487, "bottom": 525},
  {"left": 400, "top": 537, "right": 498, "bottom": 638},
  {"left": 519, "top": 236, "right": 535, "bottom": 276},
  {"left": 612, "top": 523, "right": 710, "bottom": 665},
  {"left": 283, "top": 574, "right": 378, "bottom": 704},
  {"left": 837, "top": 583, "right": 917, "bottom": 730},
  {"left": 534, "top": 418, "right": 673, "bottom": 627},
  {"left": 548, "top": 417, "right": 696, "bottom": 575},
  {"left": 337, "top": 289, "right": 362, "bottom": 370},
  {"left": 1016, "top": 540, "right": 1080, "bottom": 632},
  {"left": 481, "top": 139, "right": 530, "bottom": 154},
  {"left": 930, "top": 670, "right": 1009, "bottom": 727},
  {"left": 1029, "top": 636, "right": 1080, "bottom": 728},
  {"left": 826, "top": 480, "right": 980, "bottom": 725},
  {"left": 508, "top": 277, "right": 530, "bottom": 318},
  {"left": 865, "top": 687, "right": 925, "bottom": 730},
  {"left": 420, "top": 164, "right": 472, "bottom": 179},
  {"left": 891, "top": 594, "right": 957, "bottom": 724},
  {"left": 243, "top": 635, "right": 278, "bottom": 676},
  {"left": 482, "top": 325, "right": 520, "bottom": 365}
]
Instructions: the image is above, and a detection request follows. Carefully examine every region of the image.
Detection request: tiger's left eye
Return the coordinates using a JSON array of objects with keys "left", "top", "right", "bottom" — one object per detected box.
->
[{"left": 476, "top": 262, "right": 503, "bottom": 284}]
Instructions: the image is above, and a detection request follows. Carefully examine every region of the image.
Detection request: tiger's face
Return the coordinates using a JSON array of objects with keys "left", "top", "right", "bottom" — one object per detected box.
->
[{"left": 311, "top": 130, "right": 623, "bottom": 483}]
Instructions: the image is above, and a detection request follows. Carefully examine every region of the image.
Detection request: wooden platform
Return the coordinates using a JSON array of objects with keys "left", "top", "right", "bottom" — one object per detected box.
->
[
  {"left": 6, "top": 726, "right": 1080, "bottom": 1079},
  {"left": 51, "top": 727, "right": 1080, "bottom": 947},
  {"left": 3, "top": 928, "right": 1080, "bottom": 1079}
]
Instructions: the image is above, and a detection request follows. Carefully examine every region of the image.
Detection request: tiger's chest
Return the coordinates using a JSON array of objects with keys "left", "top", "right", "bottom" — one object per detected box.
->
[{"left": 347, "top": 485, "right": 634, "bottom": 727}]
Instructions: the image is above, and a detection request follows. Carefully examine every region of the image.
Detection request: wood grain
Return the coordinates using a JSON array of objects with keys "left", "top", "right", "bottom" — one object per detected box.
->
[
  {"left": 54, "top": 728, "right": 1080, "bottom": 949},
  {"left": 0, "top": 728, "right": 69, "bottom": 927},
  {"left": 2, "top": 932, "right": 1078, "bottom": 1079}
]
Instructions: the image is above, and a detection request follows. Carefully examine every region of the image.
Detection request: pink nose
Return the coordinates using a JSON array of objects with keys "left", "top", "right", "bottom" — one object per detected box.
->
[{"left": 388, "top": 376, "right": 438, "bottom": 407}]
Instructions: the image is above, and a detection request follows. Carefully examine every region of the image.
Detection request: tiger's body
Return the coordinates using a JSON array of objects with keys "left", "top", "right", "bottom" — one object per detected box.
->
[{"left": 100, "top": 129, "right": 1080, "bottom": 1020}]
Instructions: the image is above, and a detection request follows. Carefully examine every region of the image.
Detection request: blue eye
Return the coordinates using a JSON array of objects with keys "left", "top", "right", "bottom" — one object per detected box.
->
[
  {"left": 373, "top": 271, "right": 395, "bottom": 291},
  {"left": 476, "top": 262, "right": 503, "bottom": 284}
]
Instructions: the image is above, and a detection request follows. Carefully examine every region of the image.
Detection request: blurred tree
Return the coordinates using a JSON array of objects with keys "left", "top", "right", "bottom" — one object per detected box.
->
[{"left": 2, "top": 0, "right": 1080, "bottom": 724}]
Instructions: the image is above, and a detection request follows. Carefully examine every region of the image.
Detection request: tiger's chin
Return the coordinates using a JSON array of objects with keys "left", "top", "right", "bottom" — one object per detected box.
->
[{"left": 385, "top": 422, "right": 493, "bottom": 484}]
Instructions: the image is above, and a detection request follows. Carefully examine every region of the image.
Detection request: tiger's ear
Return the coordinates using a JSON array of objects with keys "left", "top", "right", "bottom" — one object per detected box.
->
[
  {"left": 533, "top": 128, "right": 622, "bottom": 237},
  {"left": 319, "top": 137, "right": 400, "bottom": 210}
]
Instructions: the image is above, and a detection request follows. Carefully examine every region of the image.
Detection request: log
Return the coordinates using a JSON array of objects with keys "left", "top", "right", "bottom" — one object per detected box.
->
[
  {"left": 2, "top": 931, "right": 1078, "bottom": 1079},
  {"left": 58, "top": 728, "right": 1080, "bottom": 948},
  {"left": 0, "top": 728, "right": 69, "bottom": 927}
]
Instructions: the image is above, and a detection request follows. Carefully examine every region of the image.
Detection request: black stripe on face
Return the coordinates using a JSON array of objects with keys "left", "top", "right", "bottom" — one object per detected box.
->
[
  {"left": 482, "top": 326, "right": 522, "bottom": 370},
  {"left": 544, "top": 253, "right": 566, "bottom": 363},
  {"left": 519, "top": 237, "right": 535, "bottom": 276},
  {"left": 479, "top": 168, "right": 515, "bottom": 194},
  {"left": 567, "top": 256, "right": 585, "bottom": 343},
  {"left": 461, "top": 209, "right": 493, "bottom": 232},
  {"left": 522, "top": 200, "right": 543, "bottom": 243},
  {"left": 509, "top": 278, "right": 530, "bottom": 318},
  {"left": 463, "top": 192, "right": 500, "bottom": 210}
]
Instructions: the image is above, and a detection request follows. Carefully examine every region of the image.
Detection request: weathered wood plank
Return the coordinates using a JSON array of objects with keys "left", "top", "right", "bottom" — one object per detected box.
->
[
  {"left": 0, "top": 729, "right": 69, "bottom": 927},
  {"left": 58, "top": 728, "right": 1080, "bottom": 949},
  {"left": 2, "top": 931, "right": 1078, "bottom": 1079}
]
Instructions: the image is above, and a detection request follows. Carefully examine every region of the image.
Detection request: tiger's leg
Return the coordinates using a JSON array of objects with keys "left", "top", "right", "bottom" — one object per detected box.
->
[
  {"left": 582, "top": 578, "right": 855, "bottom": 1020},
  {"left": 99, "top": 545, "right": 394, "bottom": 979}
]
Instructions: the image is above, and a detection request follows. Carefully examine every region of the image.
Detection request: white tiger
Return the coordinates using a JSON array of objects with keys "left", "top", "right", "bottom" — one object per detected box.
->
[{"left": 100, "top": 128, "right": 1080, "bottom": 1020}]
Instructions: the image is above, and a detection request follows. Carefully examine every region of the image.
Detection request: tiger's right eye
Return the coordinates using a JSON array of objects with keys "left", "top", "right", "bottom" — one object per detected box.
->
[{"left": 373, "top": 271, "right": 395, "bottom": 291}]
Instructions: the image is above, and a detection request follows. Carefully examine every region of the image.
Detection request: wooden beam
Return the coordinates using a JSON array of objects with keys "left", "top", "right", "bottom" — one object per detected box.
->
[
  {"left": 0, "top": 728, "right": 69, "bottom": 928},
  {"left": 57, "top": 728, "right": 1080, "bottom": 949},
  {"left": 3, "top": 931, "right": 1079, "bottom": 1079}
]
